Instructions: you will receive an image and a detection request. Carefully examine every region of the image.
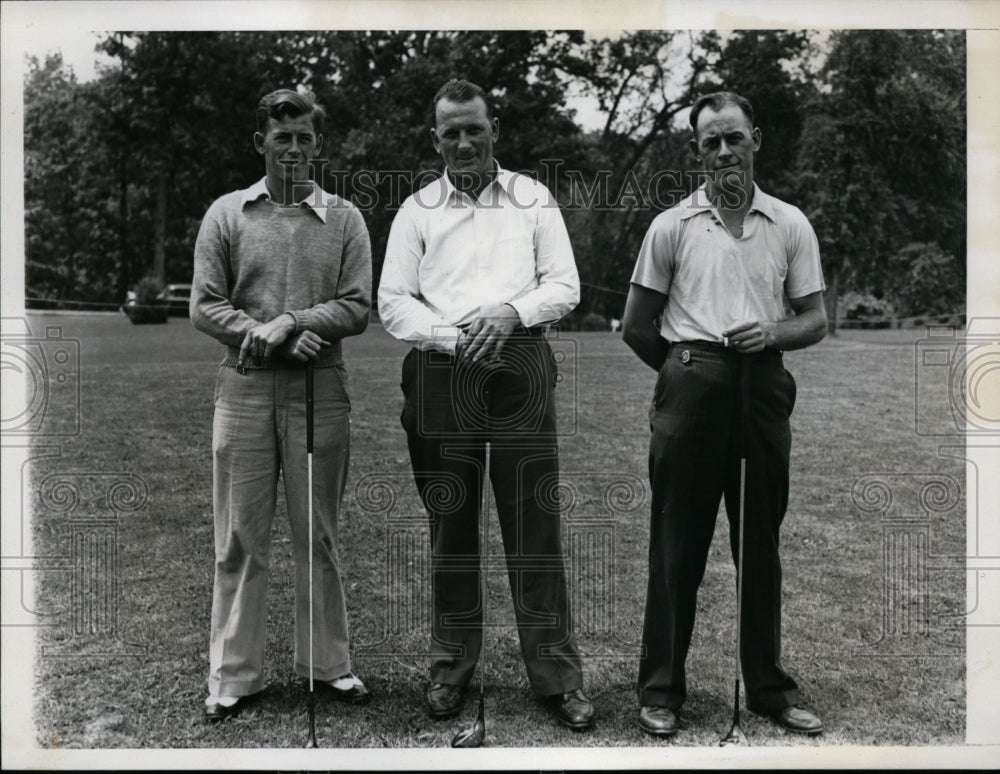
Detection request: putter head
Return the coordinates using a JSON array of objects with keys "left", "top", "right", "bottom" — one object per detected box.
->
[
  {"left": 306, "top": 694, "right": 318, "bottom": 748},
  {"left": 719, "top": 722, "right": 749, "bottom": 747}
]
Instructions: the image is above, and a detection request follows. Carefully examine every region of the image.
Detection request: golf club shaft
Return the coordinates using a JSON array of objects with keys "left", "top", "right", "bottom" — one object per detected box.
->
[
  {"left": 306, "top": 361, "right": 316, "bottom": 747},
  {"left": 735, "top": 456, "right": 745, "bottom": 681},
  {"left": 448, "top": 440, "right": 492, "bottom": 748},
  {"left": 734, "top": 355, "right": 750, "bottom": 715},
  {"left": 479, "top": 441, "right": 490, "bottom": 706}
]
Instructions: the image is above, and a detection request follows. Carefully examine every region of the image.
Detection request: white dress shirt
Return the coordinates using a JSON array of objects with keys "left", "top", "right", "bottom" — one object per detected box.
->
[{"left": 378, "top": 163, "right": 580, "bottom": 353}]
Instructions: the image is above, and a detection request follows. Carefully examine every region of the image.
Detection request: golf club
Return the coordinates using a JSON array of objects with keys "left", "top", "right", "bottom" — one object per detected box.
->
[
  {"left": 306, "top": 361, "right": 318, "bottom": 749},
  {"left": 720, "top": 354, "right": 750, "bottom": 748},
  {"left": 451, "top": 441, "right": 490, "bottom": 748}
]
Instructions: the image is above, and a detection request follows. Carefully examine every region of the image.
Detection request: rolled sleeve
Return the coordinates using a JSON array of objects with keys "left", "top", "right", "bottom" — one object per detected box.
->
[
  {"left": 506, "top": 183, "right": 580, "bottom": 326},
  {"left": 378, "top": 202, "right": 463, "bottom": 353}
]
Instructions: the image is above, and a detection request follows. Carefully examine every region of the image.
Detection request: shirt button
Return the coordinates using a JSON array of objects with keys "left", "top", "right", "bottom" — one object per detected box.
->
[{"left": 680, "top": 350, "right": 691, "bottom": 364}]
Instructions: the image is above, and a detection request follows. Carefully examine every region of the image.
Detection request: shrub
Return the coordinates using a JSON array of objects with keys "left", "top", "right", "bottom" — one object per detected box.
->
[
  {"left": 134, "top": 275, "right": 165, "bottom": 305},
  {"left": 887, "top": 242, "right": 964, "bottom": 319},
  {"left": 839, "top": 291, "right": 894, "bottom": 326},
  {"left": 126, "top": 274, "right": 168, "bottom": 324},
  {"left": 580, "top": 312, "right": 608, "bottom": 331}
]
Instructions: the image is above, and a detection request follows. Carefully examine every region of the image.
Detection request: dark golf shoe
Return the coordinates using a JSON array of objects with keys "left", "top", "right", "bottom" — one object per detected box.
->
[
  {"left": 426, "top": 682, "right": 464, "bottom": 719},
  {"left": 542, "top": 688, "right": 595, "bottom": 731},
  {"left": 767, "top": 705, "right": 823, "bottom": 735},
  {"left": 315, "top": 673, "right": 371, "bottom": 705},
  {"left": 638, "top": 705, "right": 679, "bottom": 736},
  {"left": 203, "top": 691, "right": 262, "bottom": 723}
]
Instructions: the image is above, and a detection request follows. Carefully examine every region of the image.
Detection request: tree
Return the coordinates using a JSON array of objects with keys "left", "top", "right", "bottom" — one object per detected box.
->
[
  {"left": 25, "top": 28, "right": 964, "bottom": 323},
  {"left": 27, "top": 31, "right": 597, "bottom": 306},
  {"left": 551, "top": 31, "right": 707, "bottom": 318},
  {"left": 792, "top": 30, "right": 966, "bottom": 330},
  {"left": 24, "top": 53, "right": 82, "bottom": 303},
  {"left": 95, "top": 32, "right": 308, "bottom": 287},
  {"left": 694, "top": 29, "right": 817, "bottom": 198},
  {"left": 24, "top": 54, "right": 126, "bottom": 305}
]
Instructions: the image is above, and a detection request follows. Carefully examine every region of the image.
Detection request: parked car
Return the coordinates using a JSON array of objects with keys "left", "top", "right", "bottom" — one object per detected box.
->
[
  {"left": 122, "top": 279, "right": 192, "bottom": 324},
  {"left": 122, "top": 290, "right": 167, "bottom": 324},
  {"left": 162, "top": 283, "right": 192, "bottom": 317}
]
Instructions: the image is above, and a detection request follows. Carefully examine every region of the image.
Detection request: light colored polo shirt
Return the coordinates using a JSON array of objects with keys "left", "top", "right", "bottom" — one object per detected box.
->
[
  {"left": 630, "top": 183, "right": 825, "bottom": 343},
  {"left": 378, "top": 163, "right": 580, "bottom": 353}
]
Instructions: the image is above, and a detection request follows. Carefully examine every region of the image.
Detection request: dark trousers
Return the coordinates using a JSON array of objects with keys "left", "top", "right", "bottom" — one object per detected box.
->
[
  {"left": 637, "top": 341, "right": 801, "bottom": 712},
  {"left": 400, "top": 333, "right": 583, "bottom": 697}
]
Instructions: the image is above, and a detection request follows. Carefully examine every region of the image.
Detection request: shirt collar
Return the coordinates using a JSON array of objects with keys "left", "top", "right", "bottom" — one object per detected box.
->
[
  {"left": 240, "top": 177, "right": 329, "bottom": 223},
  {"left": 679, "top": 181, "right": 775, "bottom": 223},
  {"left": 440, "top": 160, "right": 510, "bottom": 202}
]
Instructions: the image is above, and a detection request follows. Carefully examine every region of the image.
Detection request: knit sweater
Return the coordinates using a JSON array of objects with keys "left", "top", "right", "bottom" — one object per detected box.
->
[{"left": 191, "top": 178, "right": 372, "bottom": 369}]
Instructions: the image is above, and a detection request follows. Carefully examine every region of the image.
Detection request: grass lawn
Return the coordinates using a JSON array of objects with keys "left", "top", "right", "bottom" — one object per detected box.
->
[{"left": 23, "top": 312, "right": 965, "bottom": 751}]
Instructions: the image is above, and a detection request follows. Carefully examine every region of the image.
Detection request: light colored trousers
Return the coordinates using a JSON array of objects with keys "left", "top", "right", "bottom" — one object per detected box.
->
[{"left": 208, "top": 364, "right": 353, "bottom": 697}]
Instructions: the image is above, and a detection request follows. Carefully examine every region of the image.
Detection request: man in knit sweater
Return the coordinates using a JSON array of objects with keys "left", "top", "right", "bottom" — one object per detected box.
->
[{"left": 191, "top": 89, "right": 372, "bottom": 721}]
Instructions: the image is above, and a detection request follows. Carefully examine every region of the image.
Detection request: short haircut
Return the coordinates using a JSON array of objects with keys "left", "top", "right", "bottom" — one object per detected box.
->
[
  {"left": 431, "top": 78, "right": 493, "bottom": 122},
  {"left": 255, "top": 89, "right": 326, "bottom": 135},
  {"left": 689, "top": 91, "right": 755, "bottom": 136}
]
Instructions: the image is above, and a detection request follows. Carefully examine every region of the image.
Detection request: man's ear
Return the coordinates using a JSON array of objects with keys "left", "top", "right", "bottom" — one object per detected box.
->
[
  {"left": 315, "top": 134, "right": 324, "bottom": 155},
  {"left": 492, "top": 117, "right": 500, "bottom": 143},
  {"left": 254, "top": 132, "right": 265, "bottom": 155},
  {"left": 752, "top": 127, "right": 762, "bottom": 152},
  {"left": 430, "top": 127, "right": 441, "bottom": 155},
  {"left": 689, "top": 138, "right": 700, "bottom": 162}
]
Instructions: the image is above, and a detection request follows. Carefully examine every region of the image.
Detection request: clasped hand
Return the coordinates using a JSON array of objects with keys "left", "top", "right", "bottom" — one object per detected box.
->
[
  {"left": 456, "top": 303, "right": 521, "bottom": 364},
  {"left": 238, "top": 314, "right": 330, "bottom": 367}
]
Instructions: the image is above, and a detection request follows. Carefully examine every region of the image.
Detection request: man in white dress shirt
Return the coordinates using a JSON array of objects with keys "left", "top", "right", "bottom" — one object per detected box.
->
[{"left": 378, "top": 78, "right": 594, "bottom": 731}]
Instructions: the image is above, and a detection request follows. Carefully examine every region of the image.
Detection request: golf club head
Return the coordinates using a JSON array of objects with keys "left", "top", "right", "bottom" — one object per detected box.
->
[
  {"left": 450, "top": 719, "right": 485, "bottom": 748},
  {"left": 306, "top": 692, "right": 318, "bottom": 747},
  {"left": 719, "top": 722, "right": 749, "bottom": 747},
  {"left": 450, "top": 701, "right": 486, "bottom": 748}
]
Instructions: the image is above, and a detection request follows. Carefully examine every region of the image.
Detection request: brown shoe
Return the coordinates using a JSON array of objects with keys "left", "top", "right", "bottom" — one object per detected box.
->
[
  {"left": 768, "top": 705, "right": 823, "bottom": 735},
  {"left": 426, "top": 682, "right": 464, "bottom": 719},
  {"left": 638, "top": 705, "right": 679, "bottom": 736},
  {"left": 541, "top": 688, "right": 595, "bottom": 731}
]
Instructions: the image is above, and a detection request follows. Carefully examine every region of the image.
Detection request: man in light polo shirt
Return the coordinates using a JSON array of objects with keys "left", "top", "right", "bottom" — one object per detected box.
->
[{"left": 622, "top": 91, "right": 827, "bottom": 738}]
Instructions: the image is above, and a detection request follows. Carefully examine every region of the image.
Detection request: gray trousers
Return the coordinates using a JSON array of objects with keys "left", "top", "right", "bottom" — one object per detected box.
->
[{"left": 207, "top": 364, "right": 353, "bottom": 697}]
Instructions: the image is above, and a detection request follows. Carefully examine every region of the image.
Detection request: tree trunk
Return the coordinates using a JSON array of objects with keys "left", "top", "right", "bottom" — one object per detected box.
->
[
  {"left": 825, "top": 266, "right": 839, "bottom": 336},
  {"left": 118, "top": 155, "right": 130, "bottom": 296},
  {"left": 153, "top": 173, "right": 167, "bottom": 282}
]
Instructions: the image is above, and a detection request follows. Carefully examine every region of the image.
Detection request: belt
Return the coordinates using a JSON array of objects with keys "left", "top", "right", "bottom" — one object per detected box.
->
[
  {"left": 457, "top": 324, "right": 547, "bottom": 337},
  {"left": 669, "top": 340, "right": 783, "bottom": 362}
]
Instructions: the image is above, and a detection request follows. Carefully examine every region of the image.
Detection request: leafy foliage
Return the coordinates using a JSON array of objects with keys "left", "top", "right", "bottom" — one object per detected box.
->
[
  {"left": 23, "top": 30, "right": 965, "bottom": 324},
  {"left": 133, "top": 274, "right": 165, "bottom": 305},
  {"left": 888, "top": 242, "right": 965, "bottom": 318},
  {"left": 791, "top": 30, "right": 966, "bottom": 328}
]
